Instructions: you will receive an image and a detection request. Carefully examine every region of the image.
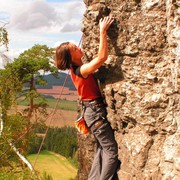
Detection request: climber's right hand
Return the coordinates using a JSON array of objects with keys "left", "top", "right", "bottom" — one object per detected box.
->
[{"left": 99, "top": 16, "right": 114, "bottom": 33}]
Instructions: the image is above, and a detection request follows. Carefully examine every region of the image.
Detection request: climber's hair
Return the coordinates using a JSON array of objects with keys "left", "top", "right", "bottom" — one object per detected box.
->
[{"left": 55, "top": 42, "right": 72, "bottom": 70}]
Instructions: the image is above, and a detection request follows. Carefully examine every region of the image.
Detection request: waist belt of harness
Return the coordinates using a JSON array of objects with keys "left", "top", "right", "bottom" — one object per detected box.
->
[{"left": 81, "top": 97, "right": 104, "bottom": 107}]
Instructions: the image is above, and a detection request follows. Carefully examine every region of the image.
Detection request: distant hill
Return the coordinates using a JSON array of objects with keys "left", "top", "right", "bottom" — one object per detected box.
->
[{"left": 35, "top": 72, "right": 76, "bottom": 90}]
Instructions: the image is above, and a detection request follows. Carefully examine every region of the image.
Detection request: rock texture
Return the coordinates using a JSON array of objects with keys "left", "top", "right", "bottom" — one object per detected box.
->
[{"left": 78, "top": 0, "right": 180, "bottom": 179}]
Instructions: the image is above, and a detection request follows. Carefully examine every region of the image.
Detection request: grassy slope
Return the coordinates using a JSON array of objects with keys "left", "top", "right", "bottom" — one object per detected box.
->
[{"left": 27, "top": 151, "right": 77, "bottom": 180}]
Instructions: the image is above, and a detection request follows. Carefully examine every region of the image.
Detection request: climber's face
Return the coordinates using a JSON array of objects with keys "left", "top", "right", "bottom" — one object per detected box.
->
[{"left": 69, "top": 43, "right": 83, "bottom": 66}]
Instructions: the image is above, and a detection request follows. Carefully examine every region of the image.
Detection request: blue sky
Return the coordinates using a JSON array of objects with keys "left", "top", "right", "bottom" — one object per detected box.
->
[{"left": 0, "top": 0, "right": 85, "bottom": 67}]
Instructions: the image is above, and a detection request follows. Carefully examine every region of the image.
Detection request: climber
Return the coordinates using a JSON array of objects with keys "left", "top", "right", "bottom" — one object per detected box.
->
[{"left": 55, "top": 16, "right": 120, "bottom": 180}]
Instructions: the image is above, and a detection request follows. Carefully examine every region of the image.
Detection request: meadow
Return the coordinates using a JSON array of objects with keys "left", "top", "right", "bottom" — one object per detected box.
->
[
  {"left": 27, "top": 150, "right": 78, "bottom": 180},
  {"left": 46, "top": 98, "right": 78, "bottom": 111}
]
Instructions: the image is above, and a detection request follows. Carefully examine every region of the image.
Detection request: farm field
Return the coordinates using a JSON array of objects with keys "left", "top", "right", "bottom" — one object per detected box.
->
[
  {"left": 27, "top": 150, "right": 77, "bottom": 180},
  {"left": 46, "top": 98, "right": 78, "bottom": 111},
  {"left": 13, "top": 98, "right": 78, "bottom": 127},
  {"left": 45, "top": 107, "right": 77, "bottom": 127},
  {"left": 17, "top": 97, "right": 78, "bottom": 111},
  {"left": 10, "top": 105, "right": 78, "bottom": 127},
  {"left": 37, "top": 86, "right": 78, "bottom": 101}
]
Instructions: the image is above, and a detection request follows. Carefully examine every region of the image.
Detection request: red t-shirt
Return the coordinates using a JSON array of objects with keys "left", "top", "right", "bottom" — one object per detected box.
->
[{"left": 70, "top": 66, "right": 102, "bottom": 100}]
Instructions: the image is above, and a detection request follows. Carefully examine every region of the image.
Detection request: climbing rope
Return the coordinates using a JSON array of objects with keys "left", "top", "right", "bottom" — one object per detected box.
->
[
  {"left": 28, "top": 34, "right": 83, "bottom": 179},
  {"left": 0, "top": 12, "right": 84, "bottom": 179},
  {"left": 0, "top": 70, "right": 71, "bottom": 179},
  {"left": 28, "top": 70, "right": 70, "bottom": 179},
  {"left": 0, "top": 34, "right": 84, "bottom": 159}
]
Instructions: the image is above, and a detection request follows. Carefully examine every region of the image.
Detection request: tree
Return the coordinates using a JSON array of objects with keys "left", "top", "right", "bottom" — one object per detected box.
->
[
  {"left": 44, "top": 127, "right": 78, "bottom": 158},
  {"left": 8, "top": 44, "right": 59, "bottom": 118},
  {"left": 0, "top": 43, "right": 59, "bottom": 178},
  {"left": 0, "top": 22, "right": 12, "bottom": 67},
  {"left": 0, "top": 22, "right": 11, "bottom": 113},
  {"left": 0, "top": 26, "right": 34, "bottom": 176},
  {"left": 0, "top": 22, "right": 8, "bottom": 50},
  {"left": 1, "top": 44, "right": 59, "bottom": 156}
]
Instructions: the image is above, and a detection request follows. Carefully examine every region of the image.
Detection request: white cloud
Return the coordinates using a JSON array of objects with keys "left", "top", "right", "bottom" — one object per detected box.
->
[
  {"left": 5, "top": 48, "right": 25, "bottom": 59},
  {"left": 53, "top": 39, "right": 78, "bottom": 48},
  {"left": 0, "top": 0, "right": 85, "bottom": 33},
  {"left": 10, "top": 1, "right": 57, "bottom": 30},
  {"left": 4, "top": 0, "right": 85, "bottom": 33},
  {"left": 0, "top": 0, "right": 85, "bottom": 60},
  {"left": 60, "top": 22, "right": 82, "bottom": 32},
  {"left": 0, "top": 47, "right": 25, "bottom": 69}
]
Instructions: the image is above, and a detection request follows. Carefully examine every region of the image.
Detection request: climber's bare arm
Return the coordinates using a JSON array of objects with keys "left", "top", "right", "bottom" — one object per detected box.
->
[{"left": 80, "top": 16, "right": 114, "bottom": 78}]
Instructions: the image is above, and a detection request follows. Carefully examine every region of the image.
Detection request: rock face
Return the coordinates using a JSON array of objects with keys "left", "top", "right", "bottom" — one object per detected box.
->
[{"left": 78, "top": 0, "right": 180, "bottom": 179}]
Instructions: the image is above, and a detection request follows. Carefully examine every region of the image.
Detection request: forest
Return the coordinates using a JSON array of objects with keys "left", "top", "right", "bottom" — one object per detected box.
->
[{"left": 28, "top": 126, "right": 78, "bottom": 161}]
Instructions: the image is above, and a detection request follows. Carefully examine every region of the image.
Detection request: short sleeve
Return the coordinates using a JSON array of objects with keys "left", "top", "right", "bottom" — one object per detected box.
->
[{"left": 73, "top": 66, "right": 84, "bottom": 78}]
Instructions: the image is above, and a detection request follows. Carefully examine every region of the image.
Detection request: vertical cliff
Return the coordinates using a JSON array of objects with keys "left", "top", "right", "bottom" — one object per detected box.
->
[{"left": 78, "top": 0, "right": 180, "bottom": 179}]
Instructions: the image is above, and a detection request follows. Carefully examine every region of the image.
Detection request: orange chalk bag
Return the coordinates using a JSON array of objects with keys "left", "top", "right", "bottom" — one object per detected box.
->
[
  {"left": 75, "top": 107, "right": 89, "bottom": 135},
  {"left": 75, "top": 116, "right": 89, "bottom": 135}
]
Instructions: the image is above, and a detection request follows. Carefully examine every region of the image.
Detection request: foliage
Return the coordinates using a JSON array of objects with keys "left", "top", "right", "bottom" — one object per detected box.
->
[
  {"left": 41, "top": 171, "right": 53, "bottom": 180},
  {"left": 0, "top": 23, "right": 8, "bottom": 50},
  {"left": 0, "top": 44, "right": 59, "bottom": 177},
  {"left": 44, "top": 126, "right": 78, "bottom": 159},
  {"left": 27, "top": 126, "right": 78, "bottom": 160},
  {"left": 12, "top": 44, "right": 58, "bottom": 83},
  {"left": 2, "top": 114, "right": 29, "bottom": 144},
  {"left": 0, "top": 68, "right": 22, "bottom": 112},
  {"left": 0, "top": 168, "right": 30, "bottom": 180},
  {"left": 27, "top": 122, "right": 46, "bottom": 154},
  {"left": 3, "top": 44, "right": 59, "bottom": 117},
  {"left": 0, "top": 114, "right": 29, "bottom": 169},
  {"left": 0, "top": 37, "right": 78, "bottom": 179}
]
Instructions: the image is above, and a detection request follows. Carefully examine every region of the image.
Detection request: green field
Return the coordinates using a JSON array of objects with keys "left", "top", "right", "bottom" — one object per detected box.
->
[
  {"left": 46, "top": 98, "right": 77, "bottom": 111},
  {"left": 18, "top": 97, "right": 78, "bottom": 111},
  {"left": 27, "top": 151, "right": 78, "bottom": 180}
]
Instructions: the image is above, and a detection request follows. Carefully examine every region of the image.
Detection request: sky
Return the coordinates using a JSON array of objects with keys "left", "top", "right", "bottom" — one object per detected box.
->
[{"left": 0, "top": 0, "right": 86, "bottom": 68}]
